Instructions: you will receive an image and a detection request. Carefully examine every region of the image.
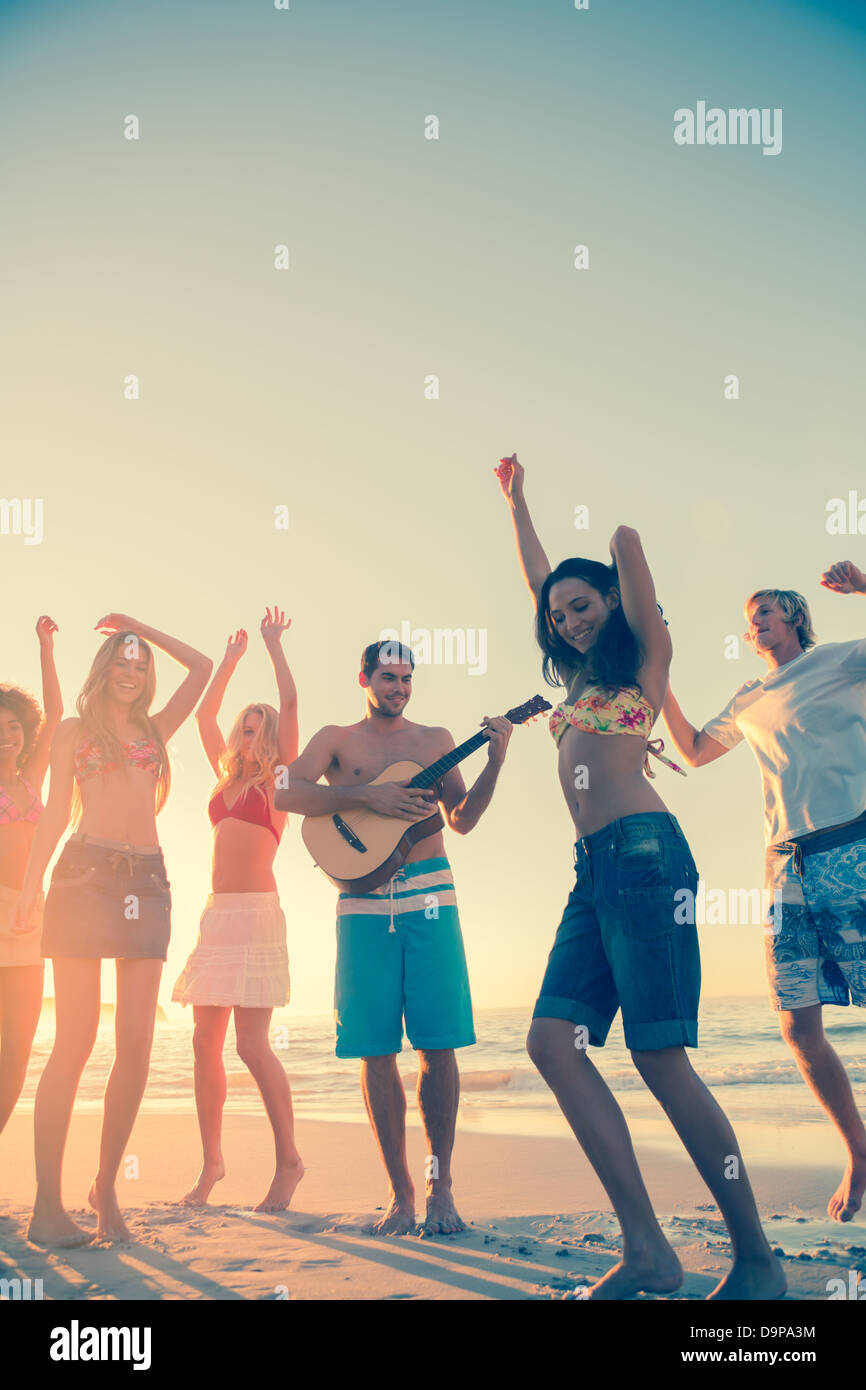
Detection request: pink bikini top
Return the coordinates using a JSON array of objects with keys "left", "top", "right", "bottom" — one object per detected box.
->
[
  {"left": 73, "top": 735, "right": 161, "bottom": 784},
  {"left": 208, "top": 782, "right": 280, "bottom": 844},
  {"left": 0, "top": 776, "right": 43, "bottom": 825}
]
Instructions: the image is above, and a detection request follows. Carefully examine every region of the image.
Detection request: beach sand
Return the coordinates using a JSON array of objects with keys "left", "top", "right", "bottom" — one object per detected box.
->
[{"left": 2, "top": 1110, "right": 864, "bottom": 1300}]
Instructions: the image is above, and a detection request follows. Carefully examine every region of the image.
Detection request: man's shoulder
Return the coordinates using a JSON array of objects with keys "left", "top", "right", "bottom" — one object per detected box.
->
[
  {"left": 306, "top": 721, "right": 365, "bottom": 751},
  {"left": 723, "top": 677, "right": 764, "bottom": 705},
  {"left": 406, "top": 721, "right": 454, "bottom": 749},
  {"left": 813, "top": 638, "right": 865, "bottom": 661}
]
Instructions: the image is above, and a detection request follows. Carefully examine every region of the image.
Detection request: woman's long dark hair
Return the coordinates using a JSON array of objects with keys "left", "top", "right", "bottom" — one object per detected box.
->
[{"left": 536, "top": 558, "right": 643, "bottom": 692}]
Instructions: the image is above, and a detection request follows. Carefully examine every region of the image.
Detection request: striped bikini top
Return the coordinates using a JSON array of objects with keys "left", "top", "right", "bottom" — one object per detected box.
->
[
  {"left": 73, "top": 735, "right": 161, "bottom": 784},
  {"left": 549, "top": 684, "right": 686, "bottom": 778},
  {"left": 0, "top": 776, "right": 43, "bottom": 825}
]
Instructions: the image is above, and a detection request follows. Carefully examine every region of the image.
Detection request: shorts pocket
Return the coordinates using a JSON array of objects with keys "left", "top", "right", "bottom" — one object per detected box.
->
[
  {"left": 51, "top": 863, "right": 96, "bottom": 890},
  {"left": 144, "top": 870, "right": 171, "bottom": 892},
  {"left": 605, "top": 836, "right": 671, "bottom": 905},
  {"left": 124, "top": 873, "right": 172, "bottom": 916}
]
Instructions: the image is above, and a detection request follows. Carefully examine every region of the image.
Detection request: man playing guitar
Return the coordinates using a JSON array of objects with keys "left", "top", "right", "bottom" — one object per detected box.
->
[{"left": 275, "top": 640, "right": 512, "bottom": 1236}]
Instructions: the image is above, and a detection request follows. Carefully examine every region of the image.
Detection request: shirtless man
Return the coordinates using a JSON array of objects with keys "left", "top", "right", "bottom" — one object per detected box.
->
[{"left": 275, "top": 640, "right": 512, "bottom": 1235}]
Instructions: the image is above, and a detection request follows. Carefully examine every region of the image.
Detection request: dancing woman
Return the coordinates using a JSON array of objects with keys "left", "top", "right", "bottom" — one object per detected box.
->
[
  {"left": 172, "top": 608, "right": 303, "bottom": 1211},
  {"left": 495, "top": 455, "right": 784, "bottom": 1300},
  {"left": 0, "top": 617, "right": 62, "bottom": 1136},
  {"left": 14, "top": 615, "right": 212, "bottom": 1245}
]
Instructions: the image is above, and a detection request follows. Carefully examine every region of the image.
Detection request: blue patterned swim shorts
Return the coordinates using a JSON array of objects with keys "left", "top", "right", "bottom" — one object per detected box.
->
[{"left": 764, "top": 814, "right": 866, "bottom": 1011}]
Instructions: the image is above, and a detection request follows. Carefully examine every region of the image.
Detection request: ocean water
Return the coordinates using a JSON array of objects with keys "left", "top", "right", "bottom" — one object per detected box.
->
[{"left": 19, "top": 998, "right": 866, "bottom": 1155}]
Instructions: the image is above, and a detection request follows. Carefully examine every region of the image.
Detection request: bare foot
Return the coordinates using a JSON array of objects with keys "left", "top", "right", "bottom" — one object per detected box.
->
[
  {"left": 370, "top": 1194, "right": 416, "bottom": 1236},
  {"left": 422, "top": 1189, "right": 466, "bottom": 1236},
  {"left": 181, "top": 1159, "right": 226, "bottom": 1206},
  {"left": 28, "top": 1209, "right": 94, "bottom": 1249},
  {"left": 255, "top": 1157, "right": 305, "bottom": 1213},
  {"left": 708, "top": 1254, "right": 787, "bottom": 1300},
  {"left": 828, "top": 1154, "right": 866, "bottom": 1222},
  {"left": 583, "top": 1246, "right": 683, "bottom": 1300},
  {"left": 88, "top": 1182, "right": 132, "bottom": 1242}
]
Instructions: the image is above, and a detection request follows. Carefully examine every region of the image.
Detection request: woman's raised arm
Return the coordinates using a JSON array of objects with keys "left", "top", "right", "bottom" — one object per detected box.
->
[
  {"left": 494, "top": 453, "right": 552, "bottom": 606},
  {"left": 26, "top": 615, "right": 63, "bottom": 789},
  {"left": 195, "top": 631, "right": 248, "bottom": 776},
  {"left": 260, "top": 607, "right": 299, "bottom": 767},
  {"left": 95, "top": 613, "right": 213, "bottom": 742}
]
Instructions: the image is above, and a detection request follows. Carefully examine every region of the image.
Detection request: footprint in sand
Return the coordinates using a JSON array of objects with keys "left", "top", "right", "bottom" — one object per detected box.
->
[{"left": 299, "top": 1258, "right": 343, "bottom": 1268}]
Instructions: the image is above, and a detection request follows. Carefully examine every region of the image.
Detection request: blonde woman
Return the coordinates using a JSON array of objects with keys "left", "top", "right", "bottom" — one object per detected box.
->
[
  {"left": 172, "top": 608, "right": 302, "bottom": 1212},
  {"left": 0, "top": 617, "right": 62, "bottom": 1136},
  {"left": 14, "top": 616, "right": 212, "bottom": 1246}
]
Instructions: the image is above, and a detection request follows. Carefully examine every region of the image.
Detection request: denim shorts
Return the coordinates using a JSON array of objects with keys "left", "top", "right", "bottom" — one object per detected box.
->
[
  {"left": 41, "top": 832, "right": 172, "bottom": 961},
  {"left": 764, "top": 814, "right": 866, "bottom": 1011},
  {"left": 533, "top": 812, "right": 701, "bottom": 1051}
]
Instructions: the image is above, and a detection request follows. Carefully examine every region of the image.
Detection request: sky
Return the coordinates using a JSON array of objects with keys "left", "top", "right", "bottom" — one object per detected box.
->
[{"left": 2, "top": 0, "right": 864, "bottom": 1014}]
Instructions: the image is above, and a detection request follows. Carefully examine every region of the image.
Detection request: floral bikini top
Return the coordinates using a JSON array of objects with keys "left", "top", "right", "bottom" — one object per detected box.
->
[
  {"left": 0, "top": 776, "right": 43, "bottom": 825},
  {"left": 548, "top": 684, "right": 686, "bottom": 778},
  {"left": 73, "top": 735, "right": 161, "bottom": 784}
]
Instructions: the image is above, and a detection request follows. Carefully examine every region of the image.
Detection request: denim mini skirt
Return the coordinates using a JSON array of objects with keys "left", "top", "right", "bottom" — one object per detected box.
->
[{"left": 41, "top": 832, "right": 171, "bottom": 961}]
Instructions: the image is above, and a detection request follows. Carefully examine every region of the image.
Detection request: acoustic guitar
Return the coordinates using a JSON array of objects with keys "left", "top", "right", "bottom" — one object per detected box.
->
[{"left": 301, "top": 694, "right": 551, "bottom": 893}]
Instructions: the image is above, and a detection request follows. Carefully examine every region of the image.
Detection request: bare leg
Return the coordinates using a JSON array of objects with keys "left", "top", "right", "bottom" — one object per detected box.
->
[
  {"left": 181, "top": 1005, "right": 231, "bottom": 1205},
  {"left": 88, "top": 957, "right": 162, "bottom": 1241},
  {"left": 780, "top": 1004, "right": 866, "bottom": 1222},
  {"left": 528, "top": 1018, "right": 683, "bottom": 1299},
  {"left": 0, "top": 962, "right": 44, "bottom": 1135},
  {"left": 632, "top": 1047, "right": 786, "bottom": 1300},
  {"left": 233, "top": 1007, "right": 304, "bottom": 1211},
  {"left": 360, "top": 1053, "right": 415, "bottom": 1234},
  {"left": 29, "top": 958, "right": 101, "bottom": 1247},
  {"left": 416, "top": 1048, "right": 464, "bottom": 1235}
]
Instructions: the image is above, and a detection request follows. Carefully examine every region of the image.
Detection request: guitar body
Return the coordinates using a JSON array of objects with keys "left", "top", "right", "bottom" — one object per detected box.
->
[
  {"left": 301, "top": 761, "right": 444, "bottom": 894},
  {"left": 299, "top": 695, "right": 550, "bottom": 895}
]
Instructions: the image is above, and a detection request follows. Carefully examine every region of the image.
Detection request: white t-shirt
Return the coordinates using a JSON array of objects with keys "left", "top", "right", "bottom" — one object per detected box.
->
[{"left": 702, "top": 639, "right": 866, "bottom": 845}]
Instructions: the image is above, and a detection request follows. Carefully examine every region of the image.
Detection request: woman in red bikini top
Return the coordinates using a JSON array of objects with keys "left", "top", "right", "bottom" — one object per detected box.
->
[
  {"left": 171, "top": 607, "right": 304, "bottom": 1213},
  {"left": 0, "top": 616, "right": 62, "bottom": 1140}
]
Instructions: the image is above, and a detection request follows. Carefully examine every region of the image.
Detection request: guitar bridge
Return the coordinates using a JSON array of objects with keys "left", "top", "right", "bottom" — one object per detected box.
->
[{"left": 333, "top": 814, "right": 367, "bottom": 852}]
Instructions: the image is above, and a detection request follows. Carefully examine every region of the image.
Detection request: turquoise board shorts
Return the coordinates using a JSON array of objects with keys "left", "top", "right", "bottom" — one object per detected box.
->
[{"left": 334, "top": 856, "right": 476, "bottom": 1059}]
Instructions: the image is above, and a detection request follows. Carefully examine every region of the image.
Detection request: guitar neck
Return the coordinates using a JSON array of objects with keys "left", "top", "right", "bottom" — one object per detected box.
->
[{"left": 408, "top": 731, "right": 489, "bottom": 789}]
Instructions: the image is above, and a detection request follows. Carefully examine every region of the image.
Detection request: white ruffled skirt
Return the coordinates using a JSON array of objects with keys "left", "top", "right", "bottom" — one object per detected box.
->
[{"left": 172, "top": 892, "right": 290, "bottom": 1008}]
